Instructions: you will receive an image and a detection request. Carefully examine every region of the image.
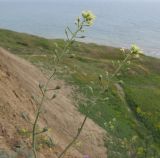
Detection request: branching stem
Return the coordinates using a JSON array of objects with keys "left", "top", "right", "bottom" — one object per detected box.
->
[{"left": 31, "top": 19, "right": 88, "bottom": 158}]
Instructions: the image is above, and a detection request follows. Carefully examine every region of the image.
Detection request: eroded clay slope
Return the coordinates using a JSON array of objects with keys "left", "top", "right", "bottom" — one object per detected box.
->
[{"left": 0, "top": 47, "right": 107, "bottom": 158}]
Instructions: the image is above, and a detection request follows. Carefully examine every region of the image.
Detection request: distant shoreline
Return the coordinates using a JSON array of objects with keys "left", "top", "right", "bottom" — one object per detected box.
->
[
  {"left": 1, "top": 0, "right": 160, "bottom": 58},
  {"left": 0, "top": 27, "right": 160, "bottom": 59}
]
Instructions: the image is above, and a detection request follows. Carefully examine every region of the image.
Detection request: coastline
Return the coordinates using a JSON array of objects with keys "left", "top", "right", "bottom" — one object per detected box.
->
[{"left": 0, "top": 28, "right": 160, "bottom": 59}]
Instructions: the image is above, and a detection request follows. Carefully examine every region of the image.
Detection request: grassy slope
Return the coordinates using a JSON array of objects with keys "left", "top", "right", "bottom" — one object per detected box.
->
[{"left": 0, "top": 29, "right": 160, "bottom": 157}]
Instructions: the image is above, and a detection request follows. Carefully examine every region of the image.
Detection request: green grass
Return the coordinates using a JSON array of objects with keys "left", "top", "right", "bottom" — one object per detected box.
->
[{"left": 0, "top": 28, "right": 160, "bottom": 157}]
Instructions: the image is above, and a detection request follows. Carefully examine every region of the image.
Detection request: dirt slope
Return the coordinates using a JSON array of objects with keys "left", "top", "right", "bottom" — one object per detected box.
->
[{"left": 0, "top": 47, "right": 107, "bottom": 158}]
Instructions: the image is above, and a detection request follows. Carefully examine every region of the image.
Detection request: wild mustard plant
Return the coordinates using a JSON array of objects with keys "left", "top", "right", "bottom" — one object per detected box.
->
[
  {"left": 100, "top": 46, "right": 159, "bottom": 158},
  {"left": 82, "top": 10, "right": 96, "bottom": 26},
  {"left": 86, "top": 45, "right": 145, "bottom": 158},
  {"left": 91, "top": 45, "right": 142, "bottom": 98},
  {"left": 31, "top": 11, "right": 95, "bottom": 158},
  {"left": 111, "top": 45, "right": 143, "bottom": 79},
  {"left": 20, "top": 9, "right": 155, "bottom": 158}
]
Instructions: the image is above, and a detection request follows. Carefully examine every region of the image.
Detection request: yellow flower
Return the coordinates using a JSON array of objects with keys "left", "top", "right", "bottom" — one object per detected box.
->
[
  {"left": 155, "top": 122, "right": 160, "bottom": 129},
  {"left": 131, "top": 135, "right": 138, "bottom": 143},
  {"left": 136, "top": 107, "right": 141, "bottom": 114},
  {"left": 82, "top": 10, "right": 96, "bottom": 26},
  {"left": 21, "top": 128, "right": 27, "bottom": 133},
  {"left": 75, "top": 141, "right": 82, "bottom": 147},
  {"left": 120, "top": 48, "right": 125, "bottom": 53},
  {"left": 130, "top": 44, "right": 143, "bottom": 55},
  {"left": 137, "top": 147, "right": 144, "bottom": 155}
]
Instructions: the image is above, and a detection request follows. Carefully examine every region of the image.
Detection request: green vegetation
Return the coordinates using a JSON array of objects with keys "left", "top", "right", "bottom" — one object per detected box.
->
[
  {"left": 30, "top": 12, "right": 96, "bottom": 158},
  {"left": 0, "top": 28, "right": 160, "bottom": 157}
]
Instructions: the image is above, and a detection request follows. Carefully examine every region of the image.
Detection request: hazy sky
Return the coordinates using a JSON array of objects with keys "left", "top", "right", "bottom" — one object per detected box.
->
[
  {"left": 0, "top": 0, "right": 160, "bottom": 1},
  {"left": 0, "top": 0, "right": 160, "bottom": 5}
]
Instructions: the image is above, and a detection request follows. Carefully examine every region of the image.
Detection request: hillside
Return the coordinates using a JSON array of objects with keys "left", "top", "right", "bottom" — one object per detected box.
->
[
  {"left": 0, "top": 28, "right": 160, "bottom": 157},
  {"left": 0, "top": 47, "right": 107, "bottom": 157}
]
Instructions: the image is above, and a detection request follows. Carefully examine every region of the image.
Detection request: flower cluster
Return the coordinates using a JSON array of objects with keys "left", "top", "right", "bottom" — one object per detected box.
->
[
  {"left": 130, "top": 44, "right": 143, "bottom": 56},
  {"left": 82, "top": 10, "right": 96, "bottom": 26}
]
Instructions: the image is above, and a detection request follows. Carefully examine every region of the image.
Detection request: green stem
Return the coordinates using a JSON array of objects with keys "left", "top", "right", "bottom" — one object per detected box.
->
[
  {"left": 58, "top": 116, "right": 87, "bottom": 158},
  {"left": 32, "top": 69, "right": 56, "bottom": 157},
  {"left": 32, "top": 93, "right": 45, "bottom": 158},
  {"left": 111, "top": 52, "right": 132, "bottom": 79},
  {"left": 58, "top": 22, "right": 84, "bottom": 62},
  {"left": 31, "top": 22, "right": 85, "bottom": 158},
  {"left": 104, "top": 52, "right": 132, "bottom": 92}
]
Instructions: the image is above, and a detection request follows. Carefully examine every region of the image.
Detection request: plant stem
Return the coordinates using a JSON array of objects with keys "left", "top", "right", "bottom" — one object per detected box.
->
[
  {"left": 111, "top": 52, "right": 132, "bottom": 79},
  {"left": 58, "top": 115, "right": 88, "bottom": 158},
  {"left": 32, "top": 69, "right": 56, "bottom": 157},
  {"left": 31, "top": 22, "right": 85, "bottom": 158},
  {"left": 32, "top": 92, "right": 45, "bottom": 158},
  {"left": 104, "top": 52, "right": 132, "bottom": 92}
]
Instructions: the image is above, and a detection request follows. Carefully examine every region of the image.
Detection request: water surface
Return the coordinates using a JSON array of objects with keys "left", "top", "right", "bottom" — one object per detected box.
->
[{"left": 0, "top": 0, "right": 160, "bottom": 57}]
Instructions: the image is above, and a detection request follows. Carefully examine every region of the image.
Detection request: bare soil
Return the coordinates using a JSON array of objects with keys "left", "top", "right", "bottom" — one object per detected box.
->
[{"left": 0, "top": 47, "right": 107, "bottom": 158}]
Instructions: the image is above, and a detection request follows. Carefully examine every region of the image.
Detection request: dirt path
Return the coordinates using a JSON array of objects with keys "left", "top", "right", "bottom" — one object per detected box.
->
[{"left": 0, "top": 47, "right": 107, "bottom": 158}]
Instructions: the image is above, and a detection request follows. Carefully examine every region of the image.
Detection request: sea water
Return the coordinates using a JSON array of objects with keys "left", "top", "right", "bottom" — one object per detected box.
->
[{"left": 0, "top": 0, "right": 160, "bottom": 57}]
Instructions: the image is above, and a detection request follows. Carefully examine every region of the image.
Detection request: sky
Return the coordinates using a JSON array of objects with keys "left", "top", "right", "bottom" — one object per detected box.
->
[{"left": 0, "top": 0, "right": 160, "bottom": 1}]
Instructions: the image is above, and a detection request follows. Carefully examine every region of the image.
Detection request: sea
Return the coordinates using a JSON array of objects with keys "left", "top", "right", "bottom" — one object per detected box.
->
[{"left": 0, "top": 0, "right": 160, "bottom": 57}]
